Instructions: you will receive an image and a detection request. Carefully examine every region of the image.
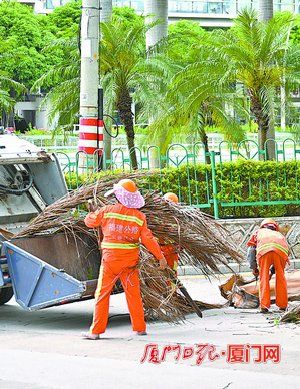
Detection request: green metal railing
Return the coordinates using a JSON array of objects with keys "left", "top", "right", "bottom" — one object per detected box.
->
[{"left": 58, "top": 139, "right": 300, "bottom": 218}]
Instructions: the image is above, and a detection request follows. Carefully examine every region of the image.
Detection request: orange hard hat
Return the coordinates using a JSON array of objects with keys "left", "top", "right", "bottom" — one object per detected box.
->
[
  {"left": 260, "top": 218, "right": 279, "bottom": 231},
  {"left": 118, "top": 179, "right": 138, "bottom": 193},
  {"left": 163, "top": 192, "right": 179, "bottom": 203}
]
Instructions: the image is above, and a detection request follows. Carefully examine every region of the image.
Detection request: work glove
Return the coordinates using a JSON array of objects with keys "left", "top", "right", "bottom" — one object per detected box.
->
[
  {"left": 159, "top": 257, "right": 167, "bottom": 270},
  {"left": 252, "top": 267, "right": 259, "bottom": 278},
  {"left": 87, "top": 199, "right": 97, "bottom": 212}
]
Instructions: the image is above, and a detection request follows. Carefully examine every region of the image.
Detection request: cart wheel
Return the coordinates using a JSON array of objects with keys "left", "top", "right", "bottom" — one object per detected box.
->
[{"left": 0, "top": 287, "right": 13, "bottom": 305}]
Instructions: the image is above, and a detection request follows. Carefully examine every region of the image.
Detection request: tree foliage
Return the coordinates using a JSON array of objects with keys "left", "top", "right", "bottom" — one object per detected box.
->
[
  {"left": 47, "top": 0, "right": 81, "bottom": 38},
  {"left": 158, "top": 9, "right": 300, "bottom": 159},
  {"left": 0, "top": 1, "right": 58, "bottom": 88}
]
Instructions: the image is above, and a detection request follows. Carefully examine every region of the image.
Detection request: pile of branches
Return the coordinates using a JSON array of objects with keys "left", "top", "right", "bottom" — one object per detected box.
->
[
  {"left": 139, "top": 249, "right": 224, "bottom": 322},
  {"left": 17, "top": 174, "right": 242, "bottom": 276},
  {"left": 15, "top": 174, "right": 242, "bottom": 321}
]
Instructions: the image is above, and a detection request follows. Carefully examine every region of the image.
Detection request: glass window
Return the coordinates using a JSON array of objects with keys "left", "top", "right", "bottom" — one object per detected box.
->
[
  {"left": 193, "top": 2, "right": 209, "bottom": 13},
  {"left": 133, "top": 1, "right": 144, "bottom": 12},
  {"left": 238, "top": 0, "right": 256, "bottom": 12},
  {"left": 224, "top": 1, "right": 237, "bottom": 14},
  {"left": 167, "top": 1, "right": 238, "bottom": 15},
  {"left": 45, "top": 0, "right": 54, "bottom": 9}
]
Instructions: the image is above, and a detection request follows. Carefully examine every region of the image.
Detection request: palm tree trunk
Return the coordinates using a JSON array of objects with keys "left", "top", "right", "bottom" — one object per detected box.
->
[
  {"left": 258, "top": 0, "right": 273, "bottom": 21},
  {"left": 116, "top": 88, "right": 138, "bottom": 170},
  {"left": 258, "top": 1, "right": 276, "bottom": 159},
  {"left": 199, "top": 126, "right": 211, "bottom": 164},
  {"left": 100, "top": 1, "right": 112, "bottom": 168},
  {"left": 250, "top": 94, "right": 269, "bottom": 160},
  {"left": 145, "top": 0, "right": 168, "bottom": 51}
]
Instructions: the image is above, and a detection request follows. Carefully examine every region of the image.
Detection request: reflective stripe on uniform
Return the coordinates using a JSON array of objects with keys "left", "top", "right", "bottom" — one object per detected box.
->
[
  {"left": 94, "top": 265, "right": 104, "bottom": 300},
  {"left": 257, "top": 243, "right": 289, "bottom": 256},
  {"left": 101, "top": 242, "right": 139, "bottom": 249},
  {"left": 103, "top": 212, "right": 144, "bottom": 226},
  {"left": 173, "top": 261, "right": 178, "bottom": 272}
]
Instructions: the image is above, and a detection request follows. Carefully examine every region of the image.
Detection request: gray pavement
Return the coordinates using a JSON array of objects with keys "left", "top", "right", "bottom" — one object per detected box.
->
[{"left": 0, "top": 275, "right": 299, "bottom": 389}]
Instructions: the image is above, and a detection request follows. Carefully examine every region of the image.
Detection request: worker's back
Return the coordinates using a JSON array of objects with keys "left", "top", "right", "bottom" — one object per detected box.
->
[
  {"left": 100, "top": 203, "right": 146, "bottom": 244},
  {"left": 84, "top": 202, "right": 163, "bottom": 264},
  {"left": 256, "top": 228, "right": 289, "bottom": 260}
]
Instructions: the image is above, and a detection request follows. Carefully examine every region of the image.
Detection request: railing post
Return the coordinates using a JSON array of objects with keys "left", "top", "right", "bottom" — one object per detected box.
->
[{"left": 209, "top": 151, "right": 219, "bottom": 219}]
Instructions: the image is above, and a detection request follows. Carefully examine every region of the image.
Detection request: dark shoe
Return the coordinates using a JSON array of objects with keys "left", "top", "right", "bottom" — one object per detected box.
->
[
  {"left": 279, "top": 307, "right": 287, "bottom": 312},
  {"left": 82, "top": 332, "right": 100, "bottom": 340},
  {"left": 260, "top": 308, "right": 269, "bottom": 314},
  {"left": 137, "top": 331, "right": 147, "bottom": 336}
]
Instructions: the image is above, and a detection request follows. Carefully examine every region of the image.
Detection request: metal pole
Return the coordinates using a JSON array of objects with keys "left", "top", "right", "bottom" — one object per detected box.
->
[
  {"left": 97, "top": 87, "right": 104, "bottom": 169},
  {"left": 78, "top": 0, "right": 103, "bottom": 158},
  {"left": 209, "top": 151, "right": 219, "bottom": 219}
]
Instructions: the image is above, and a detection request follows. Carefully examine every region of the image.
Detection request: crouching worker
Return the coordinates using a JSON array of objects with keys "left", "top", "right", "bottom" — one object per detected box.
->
[
  {"left": 82, "top": 179, "right": 167, "bottom": 340},
  {"left": 247, "top": 218, "right": 290, "bottom": 313}
]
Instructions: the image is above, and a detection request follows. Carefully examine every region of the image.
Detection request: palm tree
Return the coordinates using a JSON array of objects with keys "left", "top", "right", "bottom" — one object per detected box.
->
[
  {"left": 148, "top": 60, "right": 246, "bottom": 164},
  {"left": 141, "top": 22, "right": 245, "bottom": 164},
  {"left": 0, "top": 69, "right": 26, "bottom": 127},
  {"left": 179, "top": 9, "right": 300, "bottom": 159},
  {"left": 32, "top": 39, "right": 80, "bottom": 132},
  {"left": 101, "top": 19, "right": 164, "bottom": 169},
  {"left": 34, "top": 15, "right": 162, "bottom": 169}
]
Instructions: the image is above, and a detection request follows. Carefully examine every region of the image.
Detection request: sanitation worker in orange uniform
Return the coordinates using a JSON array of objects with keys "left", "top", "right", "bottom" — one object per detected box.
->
[
  {"left": 82, "top": 179, "right": 167, "bottom": 340},
  {"left": 159, "top": 192, "right": 180, "bottom": 277},
  {"left": 247, "top": 218, "right": 289, "bottom": 313}
]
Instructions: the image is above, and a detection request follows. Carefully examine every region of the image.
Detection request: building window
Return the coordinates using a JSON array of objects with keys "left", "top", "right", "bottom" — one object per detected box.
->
[{"left": 45, "top": 0, "right": 54, "bottom": 9}]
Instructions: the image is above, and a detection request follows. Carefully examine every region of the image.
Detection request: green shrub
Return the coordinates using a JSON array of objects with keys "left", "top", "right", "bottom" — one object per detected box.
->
[{"left": 65, "top": 160, "right": 300, "bottom": 219}]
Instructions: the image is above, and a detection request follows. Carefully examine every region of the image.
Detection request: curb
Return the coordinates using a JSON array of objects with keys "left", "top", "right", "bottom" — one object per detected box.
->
[{"left": 177, "top": 259, "right": 300, "bottom": 276}]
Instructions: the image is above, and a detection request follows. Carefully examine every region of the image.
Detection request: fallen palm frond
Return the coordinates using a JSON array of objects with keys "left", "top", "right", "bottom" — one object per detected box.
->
[
  {"left": 219, "top": 274, "right": 259, "bottom": 309},
  {"left": 14, "top": 175, "right": 242, "bottom": 322},
  {"left": 220, "top": 271, "right": 300, "bottom": 309},
  {"left": 280, "top": 303, "right": 300, "bottom": 323}
]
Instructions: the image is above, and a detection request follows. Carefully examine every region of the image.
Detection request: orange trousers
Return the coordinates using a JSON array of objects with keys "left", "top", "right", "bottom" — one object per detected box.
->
[
  {"left": 90, "top": 259, "right": 146, "bottom": 334},
  {"left": 258, "top": 251, "right": 288, "bottom": 309}
]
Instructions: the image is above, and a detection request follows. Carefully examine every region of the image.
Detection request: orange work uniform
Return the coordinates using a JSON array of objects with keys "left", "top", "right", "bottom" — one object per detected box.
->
[
  {"left": 248, "top": 228, "right": 289, "bottom": 309},
  {"left": 159, "top": 242, "right": 179, "bottom": 275},
  {"left": 84, "top": 203, "right": 164, "bottom": 334}
]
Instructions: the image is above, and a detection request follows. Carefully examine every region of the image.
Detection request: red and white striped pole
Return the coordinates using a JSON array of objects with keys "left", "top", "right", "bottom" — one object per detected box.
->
[
  {"left": 78, "top": 117, "right": 104, "bottom": 155},
  {"left": 78, "top": 0, "right": 103, "bottom": 161}
]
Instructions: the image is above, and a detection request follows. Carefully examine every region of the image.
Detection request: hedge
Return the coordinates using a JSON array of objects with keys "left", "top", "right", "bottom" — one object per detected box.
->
[{"left": 65, "top": 159, "right": 300, "bottom": 219}]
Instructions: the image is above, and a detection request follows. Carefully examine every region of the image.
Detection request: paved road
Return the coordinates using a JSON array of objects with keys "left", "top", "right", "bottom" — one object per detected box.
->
[{"left": 0, "top": 276, "right": 299, "bottom": 389}]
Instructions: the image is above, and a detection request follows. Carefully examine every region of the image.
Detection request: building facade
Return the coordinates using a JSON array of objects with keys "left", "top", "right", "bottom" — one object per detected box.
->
[
  {"left": 114, "top": 1, "right": 300, "bottom": 27},
  {"left": 24, "top": 1, "right": 300, "bottom": 27},
  {"left": 18, "top": 0, "right": 69, "bottom": 14}
]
